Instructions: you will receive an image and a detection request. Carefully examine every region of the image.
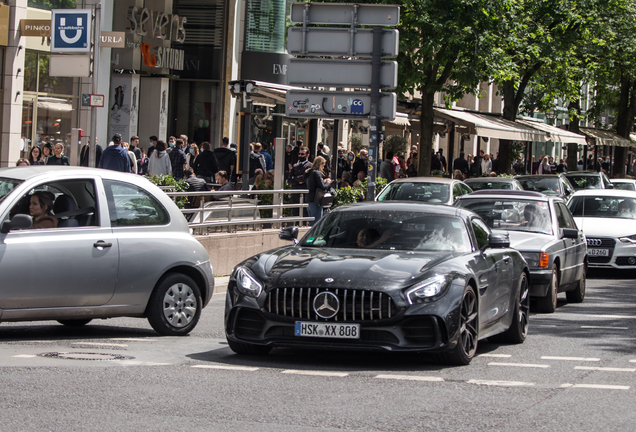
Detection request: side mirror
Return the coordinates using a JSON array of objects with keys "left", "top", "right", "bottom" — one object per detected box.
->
[
  {"left": 1, "top": 214, "right": 32, "bottom": 234},
  {"left": 561, "top": 228, "right": 578, "bottom": 239},
  {"left": 279, "top": 226, "right": 299, "bottom": 242},
  {"left": 606, "top": 183, "right": 614, "bottom": 189},
  {"left": 487, "top": 233, "right": 510, "bottom": 249}
]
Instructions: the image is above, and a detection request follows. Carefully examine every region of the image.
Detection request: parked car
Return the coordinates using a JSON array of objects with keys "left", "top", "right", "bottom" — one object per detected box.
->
[
  {"left": 0, "top": 166, "right": 214, "bottom": 335},
  {"left": 565, "top": 171, "right": 613, "bottom": 190},
  {"left": 609, "top": 178, "right": 636, "bottom": 191},
  {"left": 376, "top": 177, "right": 472, "bottom": 205},
  {"left": 464, "top": 177, "right": 524, "bottom": 192},
  {"left": 568, "top": 189, "right": 636, "bottom": 269},
  {"left": 225, "top": 202, "right": 530, "bottom": 365},
  {"left": 456, "top": 190, "right": 587, "bottom": 313},
  {"left": 515, "top": 174, "right": 576, "bottom": 200}
]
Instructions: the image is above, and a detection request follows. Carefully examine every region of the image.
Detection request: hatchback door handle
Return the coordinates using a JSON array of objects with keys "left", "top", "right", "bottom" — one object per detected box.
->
[{"left": 93, "top": 241, "right": 113, "bottom": 249}]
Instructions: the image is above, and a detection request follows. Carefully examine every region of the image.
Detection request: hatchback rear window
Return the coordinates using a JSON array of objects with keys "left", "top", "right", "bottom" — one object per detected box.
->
[{"left": 104, "top": 180, "right": 169, "bottom": 227}]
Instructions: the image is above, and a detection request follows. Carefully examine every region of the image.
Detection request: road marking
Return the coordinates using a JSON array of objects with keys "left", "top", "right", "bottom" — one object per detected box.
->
[
  {"left": 561, "top": 383, "right": 630, "bottom": 390},
  {"left": 376, "top": 374, "right": 444, "bottom": 382},
  {"left": 581, "top": 326, "right": 628, "bottom": 330},
  {"left": 71, "top": 342, "right": 128, "bottom": 348},
  {"left": 110, "top": 338, "right": 158, "bottom": 342},
  {"left": 119, "top": 360, "right": 171, "bottom": 366},
  {"left": 192, "top": 365, "right": 259, "bottom": 371},
  {"left": 541, "top": 356, "right": 600, "bottom": 362},
  {"left": 629, "top": 360, "right": 636, "bottom": 363},
  {"left": 468, "top": 379, "right": 535, "bottom": 387},
  {"left": 477, "top": 354, "right": 512, "bottom": 358},
  {"left": 488, "top": 362, "right": 550, "bottom": 368},
  {"left": 13, "top": 354, "right": 36, "bottom": 358},
  {"left": 533, "top": 314, "right": 636, "bottom": 320},
  {"left": 281, "top": 370, "right": 348, "bottom": 377},
  {"left": 575, "top": 366, "right": 636, "bottom": 372}
]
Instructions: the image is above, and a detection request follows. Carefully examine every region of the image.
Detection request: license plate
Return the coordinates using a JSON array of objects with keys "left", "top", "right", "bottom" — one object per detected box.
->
[
  {"left": 295, "top": 321, "right": 360, "bottom": 339},
  {"left": 589, "top": 248, "right": 609, "bottom": 257}
]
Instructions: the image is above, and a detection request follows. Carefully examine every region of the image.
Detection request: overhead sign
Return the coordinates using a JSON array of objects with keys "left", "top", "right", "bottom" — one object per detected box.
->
[
  {"left": 51, "top": 9, "right": 91, "bottom": 52},
  {"left": 286, "top": 90, "right": 396, "bottom": 121},
  {"left": 20, "top": 19, "right": 52, "bottom": 37},
  {"left": 287, "top": 58, "right": 398, "bottom": 89},
  {"left": 100, "top": 31, "right": 125, "bottom": 48},
  {"left": 288, "top": 28, "right": 399, "bottom": 57},
  {"left": 290, "top": 2, "right": 400, "bottom": 26}
]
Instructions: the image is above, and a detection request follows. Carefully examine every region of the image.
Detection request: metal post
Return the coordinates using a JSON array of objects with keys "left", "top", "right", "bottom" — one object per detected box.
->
[
  {"left": 332, "top": 119, "right": 340, "bottom": 183},
  {"left": 89, "top": 2, "right": 101, "bottom": 168},
  {"left": 367, "top": 26, "right": 382, "bottom": 201}
]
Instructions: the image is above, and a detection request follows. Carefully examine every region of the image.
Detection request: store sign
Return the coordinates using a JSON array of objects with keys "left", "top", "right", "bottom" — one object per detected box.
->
[
  {"left": 51, "top": 9, "right": 91, "bottom": 52},
  {"left": 140, "top": 43, "right": 185, "bottom": 70},
  {"left": 101, "top": 31, "right": 126, "bottom": 48},
  {"left": 20, "top": 19, "right": 51, "bottom": 37},
  {"left": 0, "top": 4, "right": 10, "bottom": 46},
  {"left": 127, "top": 6, "right": 186, "bottom": 43}
]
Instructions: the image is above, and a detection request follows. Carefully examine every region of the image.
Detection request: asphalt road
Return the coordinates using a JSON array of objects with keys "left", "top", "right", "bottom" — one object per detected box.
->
[{"left": 1, "top": 269, "right": 635, "bottom": 431}]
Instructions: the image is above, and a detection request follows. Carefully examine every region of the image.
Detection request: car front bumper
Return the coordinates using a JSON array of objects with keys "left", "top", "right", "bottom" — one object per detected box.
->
[
  {"left": 528, "top": 268, "right": 552, "bottom": 297},
  {"left": 588, "top": 238, "right": 636, "bottom": 269}
]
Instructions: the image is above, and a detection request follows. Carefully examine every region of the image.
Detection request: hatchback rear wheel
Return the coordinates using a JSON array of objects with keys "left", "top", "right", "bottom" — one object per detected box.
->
[{"left": 147, "top": 273, "right": 202, "bottom": 336}]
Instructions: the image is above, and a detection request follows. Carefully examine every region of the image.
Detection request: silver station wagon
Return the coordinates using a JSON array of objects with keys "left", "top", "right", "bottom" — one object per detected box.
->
[{"left": 0, "top": 166, "right": 214, "bottom": 335}]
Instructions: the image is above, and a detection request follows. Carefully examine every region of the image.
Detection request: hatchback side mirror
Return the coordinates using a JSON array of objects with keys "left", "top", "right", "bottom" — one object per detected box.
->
[
  {"left": 487, "top": 233, "right": 510, "bottom": 249},
  {"left": 1, "top": 214, "right": 32, "bottom": 234},
  {"left": 279, "top": 226, "right": 299, "bottom": 242}
]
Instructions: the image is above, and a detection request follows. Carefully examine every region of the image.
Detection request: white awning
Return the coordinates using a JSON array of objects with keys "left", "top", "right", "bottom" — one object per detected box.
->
[
  {"left": 579, "top": 127, "right": 632, "bottom": 147},
  {"left": 388, "top": 112, "right": 410, "bottom": 126},
  {"left": 434, "top": 108, "right": 549, "bottom": 141},
  {"left": 516, "top": 119, "right": 588, "bottom": 145}
]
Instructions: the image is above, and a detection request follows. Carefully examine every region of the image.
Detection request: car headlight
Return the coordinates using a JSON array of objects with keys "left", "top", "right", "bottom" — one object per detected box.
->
[
  {"left": 619, "top": 234, "right": 636, "bottom": 244},
  {"left": 235, "top": 267, "right": 263, "bottom": 298},
  {"left": 406, "top": 275, "right": 451, "bottom": 304},
  {"left": 521, "top": 252, "right": 549, "bottom": 267}
]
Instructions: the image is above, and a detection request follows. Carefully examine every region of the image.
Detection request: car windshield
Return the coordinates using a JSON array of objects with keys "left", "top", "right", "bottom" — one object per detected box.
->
[
  {"left": 300, "top": 210, "right": 472, "bottom": 252},
  {"left": 569, "top": 196, "right": 636, "bottom": 219},
  {"left": 468, "top": 181, "right": 513, "bottom": 191},
  {"left": 517, "top": 177, "right": 560, "bottom": 195},
  {"left": 0, "top": 177, "right": 22, "bottom": 204},
  {"left": 376, "top": 182, "right": 450, "bottom": 203},
  {"left": 613, "top": 182, "right": 635, "bottom": 191},
  {"left": 567, "top": 175, "right": 601, "bottom": 190},
  {"left": 458, "top": 198, "right": 553, "bottom": 235}
]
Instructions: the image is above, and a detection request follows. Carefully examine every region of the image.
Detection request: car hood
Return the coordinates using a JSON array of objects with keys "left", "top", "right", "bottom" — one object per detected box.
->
[
  {"left": 249, "top": 247, "right": 457, "bottom": 291},
  {"left": 493, "top": 230, "right": 554, "bottom": 252},
  {"left": 573, "top": 217, "right": 636, "bottom": 237}
]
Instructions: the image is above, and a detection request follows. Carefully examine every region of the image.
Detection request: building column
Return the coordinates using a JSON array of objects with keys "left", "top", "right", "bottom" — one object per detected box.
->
[{"left": 1, "top": 0, "right": 26, "bottom": 167}]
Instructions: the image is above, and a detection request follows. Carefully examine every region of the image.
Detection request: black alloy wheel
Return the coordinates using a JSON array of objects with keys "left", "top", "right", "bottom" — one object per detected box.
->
[
  {"left": 494, "top": 272, "right": 530, "bottom": 344},
  {"left": 443, "top": 285, "right": 478, "bottom": 366}
]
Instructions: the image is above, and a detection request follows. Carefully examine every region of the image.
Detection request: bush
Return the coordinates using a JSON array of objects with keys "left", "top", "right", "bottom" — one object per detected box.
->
[
  {"left": 145, "top": 174, "right": 189, "bottom": 208},
  {"left": 350, "top": 133, "right": 364, "bottom": 154},
  {"left": 383, "top": 135, "right": 408, "bottom": 157},
  {"left": 333, "top": 176, "right": 388, "bottom": 208}
]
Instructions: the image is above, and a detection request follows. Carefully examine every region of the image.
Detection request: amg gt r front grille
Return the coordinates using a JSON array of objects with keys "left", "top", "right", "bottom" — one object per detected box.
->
[{"left": 265, "top": 287, "right": 398, "bottom": 322}]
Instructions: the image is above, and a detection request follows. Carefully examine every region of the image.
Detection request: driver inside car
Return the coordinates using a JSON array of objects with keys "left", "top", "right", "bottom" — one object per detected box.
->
[{"left": 356, "top": 227, "right": 395, "bottom": 248}]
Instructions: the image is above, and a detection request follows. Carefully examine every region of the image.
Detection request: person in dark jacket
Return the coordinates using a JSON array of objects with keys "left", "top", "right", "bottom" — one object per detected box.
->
[
  {"left": 213, "top": 137, "right": 237, "bottom": 181},
  {"left": 336, "top": 148, "right": 351, "bottom": 183},
  {"left": 352, "top": 148, "right": 368, "bottom": 179},
  {"left": 453, "top": 152, "right": 469, "bottom": 175},
  {"left": 290, "top": 147, "right": 312, "bottom": 216},
  {"left": 249, "top": 143, "right": 267, "bottom": 178},
  {"left": 80, "top": 140, "right": 103, "bottom": 167},
  {"left": 98, "top": 134, "right": 131, "bottom": 172},
  {"left": 47, "top": 143, "right": 70, "bottom": 166},
  {"left": 192, "top": 141, "right": 219, "bottom": 183},
  {"left": 306, "top": 156, "right": 332, "bottom": 226}
]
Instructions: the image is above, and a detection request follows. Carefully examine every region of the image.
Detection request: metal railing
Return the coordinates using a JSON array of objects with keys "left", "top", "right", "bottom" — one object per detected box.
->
[{"left": 164, "top": 189, "right": 312, "bottom": 235}]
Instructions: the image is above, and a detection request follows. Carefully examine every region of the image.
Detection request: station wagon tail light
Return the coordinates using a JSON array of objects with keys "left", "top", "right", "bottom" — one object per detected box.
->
[
  {"left": 538, "top": 252, "right": 549, "bottom": 268},
  {"left": 235, "top": 267, "right": 263, "bottom": 298},
  {"left": 405, "top": 275, "right": 451, "bottom": 304}
]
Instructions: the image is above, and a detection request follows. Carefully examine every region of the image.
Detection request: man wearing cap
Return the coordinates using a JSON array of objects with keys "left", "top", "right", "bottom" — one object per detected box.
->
[{"left": 98, "top": 134, "right": 131, "bottom": 173}]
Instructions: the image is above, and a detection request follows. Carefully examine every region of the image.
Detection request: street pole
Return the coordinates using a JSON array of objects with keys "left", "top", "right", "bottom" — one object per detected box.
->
[
  {"left": 89, "top": 2, "right": 101, "bottom": 168},
  {"left": 367, "top": 26, "right": 382, "bottom": 201}
]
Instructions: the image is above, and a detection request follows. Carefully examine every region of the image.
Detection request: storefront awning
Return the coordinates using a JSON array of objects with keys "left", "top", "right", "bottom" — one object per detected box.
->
[
  {"left": 388, "top": 112, "right": 410, "bottom": 126},
  {"left": 434, "top": 108, "right": 549, "bottom": 142},
  {"left": 250, "top": 81, "right": 306, "bottom": 105},
  {"left": 579, "top": 127, "right": 632, "bottom": 147},
  {"left": 516, "top": 119, "right": 588, "bottom": 145}
]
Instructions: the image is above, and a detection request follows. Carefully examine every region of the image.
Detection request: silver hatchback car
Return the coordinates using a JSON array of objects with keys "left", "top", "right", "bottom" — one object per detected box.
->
[{"left": 0, "top": 166, "right": 214, "bottom": 335}]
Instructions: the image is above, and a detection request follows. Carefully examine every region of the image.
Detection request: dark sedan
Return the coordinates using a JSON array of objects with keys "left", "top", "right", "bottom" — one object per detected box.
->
[
  {"left": 465, "top": 177, "right": 524, "bottom": 192},
  {"left": 456, "top": 190, "right": 587, "bottom": 313},
  {"left": 516, "top": 174, "right": 575, "bottom": 200},
  {"left": 225, "top": 202, "right": 530, "bottom": 365}
]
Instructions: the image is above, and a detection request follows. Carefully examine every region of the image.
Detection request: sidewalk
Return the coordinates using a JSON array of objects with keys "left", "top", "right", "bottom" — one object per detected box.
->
[{"left": 213, "top": 276, "right": 230, "bottom": 295}]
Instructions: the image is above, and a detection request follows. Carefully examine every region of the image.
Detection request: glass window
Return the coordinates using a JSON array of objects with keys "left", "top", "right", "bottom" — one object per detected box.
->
[
  {"left": 557, "top": 203, "right": 577, "bottom": 229},
  {"left": 453, "top": 183, "right": 462, "bottom": 200},
  {"left": 103, "top": 180, "right": 170, "bottom": 227},
  {"left": 553, "top": 203, "right": 569, "bottom": 229},
  {"left": 24, "top": 51, "right": 38, "bottom": 92},
  {"left": 376, "top": 182, "right": 450, "bottom": 203},
  {"left": 568, "top": 196, "right": 636, "bottom": 220},
  {"left": 245, "top": 0, "right": 287, "bottom": 53},
  {"left": 566, "top": 174, "right": 602, "bottom": 190},
  {"left": 517, "top": 177, "right": 561, "bottom": 195},
  {"left": 458, "top": 198, "right": 553, "bottom": 235},
  {"left": 613, "top": 182, "right": 636, "bottom": 191},
  {"left": 0, "top": 178, "right": 23, "bottom": 204},
  {"left": 471, "top": 218, "right": 490, "bottom": 249},
  {"left": 299, "top": 210, "right": 471, "bottom": 252}
]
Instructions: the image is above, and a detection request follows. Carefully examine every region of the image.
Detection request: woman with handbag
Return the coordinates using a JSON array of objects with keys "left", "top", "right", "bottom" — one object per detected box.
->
[{"left": 306, "top": 156, "right": 332, "bottom": 226}]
